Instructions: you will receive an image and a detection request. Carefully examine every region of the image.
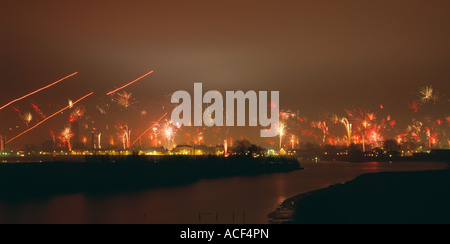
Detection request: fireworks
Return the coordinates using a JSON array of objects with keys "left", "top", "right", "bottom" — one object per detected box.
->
[
  {"left": 81, "top": 136, "right": 88, "bottom": 144},
  {"left": 367, "top": 113, "right": 376, "bottom": 121},
  {"left": 341, "top": 118, "right": 352, "bottom": 146},
  {"left": 96, "top": 105, "right": 107, "bottom": 115},
  {"left": 290, "top": 135, "right": 299, "bottom": 149},
  {"left": 115, "top": 91, "right": 134, "bottom": 109},
  {"left": 6, "top": 92, "right": 94, "bottom": 144},
  {"left": 116, "top": 122, "right": 131, "bottom": 150},
  {"left": 60, "top": 127, "right": 74, "bottom": 151},
  {"left": 131, "top": 112, "right": 168, "bottom": 147},
  {"left": 23, "top": 112, "right": 33, "bottom": 126},
  {"left": 280, "top": 110, "right": 296, "bottom": 120},
  {"left": 318, "top": 121, "right": 328, "bottom": 143},
  {"left": 2, "top": 73, "right": 448, "bottom": 155},
  {"left": 106, "top": 70, "right": 154, "bottom": 96},
  {"left": 163, "top": 121, "right": 178, "bottom": 149},
  {"left": 419, "top": 86, "right": 434, "bottom": 103},
  {"left": 408, "top": 101, "right": 421, "bottom": 112},
  {"left": 279, "top": 122, "right": 286, "bottom": 150},
  {"left": 0, "top": 72, "right": 78, "bottom": 111},
  {"left": 70, "top": 106, "right": 86, "bottom": 122},
  {"left": 12, "top": 107, "right": 34, "bottom": 127}
]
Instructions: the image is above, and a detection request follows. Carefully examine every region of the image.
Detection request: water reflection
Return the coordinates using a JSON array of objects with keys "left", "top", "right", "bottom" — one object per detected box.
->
[{"left": 0, "top": 162, "right": 447, "bottom": 224}]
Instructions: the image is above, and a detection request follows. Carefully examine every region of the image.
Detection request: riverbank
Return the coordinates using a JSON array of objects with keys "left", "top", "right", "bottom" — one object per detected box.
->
[
  {"left": 269, "top": 168, "right": 450, "bottom": 224},
  {"left": 0, "top": 155, "right": 301, "bottom": 199}
]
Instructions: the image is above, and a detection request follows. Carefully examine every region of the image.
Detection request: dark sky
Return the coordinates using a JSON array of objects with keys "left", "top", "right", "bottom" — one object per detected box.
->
[{"left": 1, "top": 0, "right": 450, "bottom": 147}]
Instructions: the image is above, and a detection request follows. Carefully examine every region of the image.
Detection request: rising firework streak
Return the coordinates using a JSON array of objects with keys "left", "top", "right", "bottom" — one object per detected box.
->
[
  {"left": 6, "top": 92, "right": 94, "bottom": 144},
  {"left": 0, "top": 72, "right": 79, "bottom": 111},
  {"left": 106, "top": 70, "right": 154, "bottom": 96}
]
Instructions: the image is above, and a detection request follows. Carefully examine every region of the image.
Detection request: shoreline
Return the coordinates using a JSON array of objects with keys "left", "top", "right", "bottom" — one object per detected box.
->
[{"left": 269, "top": 167, "right": 450, "bottom": 224}]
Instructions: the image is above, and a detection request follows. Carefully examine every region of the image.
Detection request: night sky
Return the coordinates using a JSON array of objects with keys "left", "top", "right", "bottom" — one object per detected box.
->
[{"left": 1, "top": 0, "right": 450, "bottom": 148}]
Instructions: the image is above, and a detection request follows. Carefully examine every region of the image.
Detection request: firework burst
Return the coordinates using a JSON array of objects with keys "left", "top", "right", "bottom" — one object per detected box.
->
[
  {"left": 7, "top": 92, "right": 94, "bottom": 145},
  {"left": 115, "top": 91, "right": 135, "bottom": 109},
  {"left": 279, "top": 122, "right": 286, "bottom": 150},
  {"left": 23, "top": 112, "right": 33, "bottom": 126},
  {"left": 59, "top": 127, "right": 74, "bottom": 151},
  {"left": 341, "top": 117, "right": 352, "bottom": 146},
  {"left": 96, "top": 105, "right": 108, "bottom": 115},
  {"left": 131, "top": 112, "right": 168, "bottom": 147},
  {"left": 419, "top": 86, "right": 434, "bottom": 103},
  {"left": 408, "top": 101, "right": 421, "bottom": 112},
  {"left": 115, "top": 122, "right": 131, "bottom": 149},
  {"left": 70, "top": 106, "right": 86, "bottom": 122}
]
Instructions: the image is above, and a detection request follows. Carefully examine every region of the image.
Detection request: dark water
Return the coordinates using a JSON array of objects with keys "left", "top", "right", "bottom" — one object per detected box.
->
[{"left": 0, "top": 161, "right": 447, "bottom": 224}]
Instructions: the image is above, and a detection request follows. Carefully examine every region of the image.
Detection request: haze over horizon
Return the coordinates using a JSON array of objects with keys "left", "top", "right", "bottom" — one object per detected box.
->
[{"left": 1, "top": 0, "right": 450, "bottom": 149}]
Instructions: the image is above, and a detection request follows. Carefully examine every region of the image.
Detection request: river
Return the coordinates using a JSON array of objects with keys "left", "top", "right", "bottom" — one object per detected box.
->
[{"left": 0, "top": 161, "right": 447, "bottom": 224}]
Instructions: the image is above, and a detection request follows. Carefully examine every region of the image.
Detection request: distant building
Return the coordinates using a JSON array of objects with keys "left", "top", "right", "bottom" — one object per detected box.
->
[
  {"left": 144, "top": 147, "right": 167, "bottom": 155},
  {"left": 172, "top": 145, "right": 225, "bottom": 156},
  {"left": 173, "top": 145, "right": 194, "bottom": 155}
]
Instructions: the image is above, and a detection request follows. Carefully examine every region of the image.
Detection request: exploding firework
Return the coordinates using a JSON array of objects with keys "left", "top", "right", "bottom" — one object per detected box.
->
[
  {"left": 419, "top": 86, "right": 434, "bottom": 103},
  {"left": 408, "top": 101, "right": 421, "bottom": 112},
  {"left": 280, "top": 110, "right": 296, "bottom": 120},
  {"left": 11, "top": 107, "right": 33, "bottom": 127},
  {"left": 331, "top": 114, "right": 339, "bottom": 124},
  {"left": 341, "top": 117, "right": 352, "bottom": 146},
  {"left": 23, "top": 112, "right": 33, "bottom": 126},
  {"left": 162, "top": 120, "right": 179, "bottom": 149},
  {"left": 81, "top": 136, "right": 88, "bottom": 145},
  {"left": 114, "top": 91, "right": 134, "bottom": 109},
  {"left": 109, "top": 136, "right": 116, "bottom": 147},
  {"left": 366, "top": 113, "right": 376, "bottom": 121},
  {"left": 60, "top": 127, "right": 74, "bottom": 151},
  {"left": 6, "top": 92, "right": 94, "bottom": 144},
  {"left": 0, "top": 72, "right": 79, "bottom": 111},
  {"left": 116, "top": 122, "right": 131, "bottom": 150},
  {"left": 279, "top": 122, "right": 286, "bottom": 150},
  {"left": 96, "top": 105, "right": 108, "bottom": 115},
  {"left": 290, "top": 135, "right": 299, "bottom": 149},
  {"left": 70, "top": 106, "right": 86, "bottom": 122},
  {"left": 318, "top": 121, "right": 329, "bottom": 143},
  {"left": 346, "top": 109, "right": 377, "bottom": 125}
]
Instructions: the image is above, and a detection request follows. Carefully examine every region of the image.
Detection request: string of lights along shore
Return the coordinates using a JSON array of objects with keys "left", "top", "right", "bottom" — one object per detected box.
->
[{"left": 0, "top": 67, "right": 449, "bottom": 156}]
